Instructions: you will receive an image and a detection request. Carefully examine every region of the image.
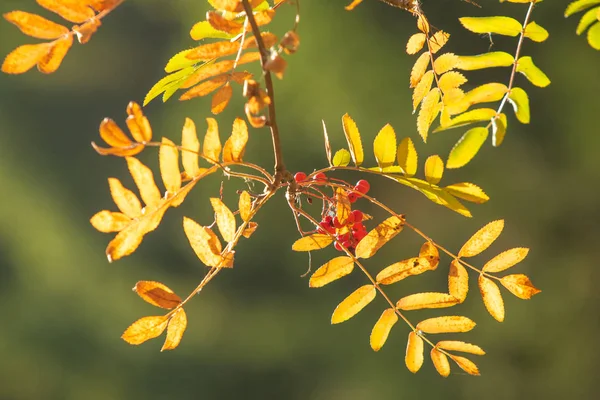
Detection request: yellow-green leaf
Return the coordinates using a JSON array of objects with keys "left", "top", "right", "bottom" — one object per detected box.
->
[
  {"left": 373, "top": 124, "right": 397, "bottom": 168},
  {"left": 565, "top": 0, "right": 600, "bottom": 17},
  {"left": 524, "top": 21, "right": 549, "bottom": 42},
  {"left": 438, "top": 71, "right": 467, "bottom": 94},
  {"left": 456, "top": 52, "right": 514, "bottom": 70},
  {"left": 397, "top": 137, "right": 418, "bottom": 176},
  {"left": 588, "top": 22, "right": 600, "bottom": 49},
  {"left": 190, "top": 20, "right": 234, "bottom": 41},
  {"left": 370, "top": 309, "right": 398, "bottom": 351},
  {"left": 332, "top": 148, "right": 351, "bottom": 167},
  {"left": 459, "top": 16, "right": 522, "bottom": 36},
  {"left": 492, "top": 113, "right": 508, "bottom": 147},
  {"left": 435, "top": 108, "right": 495, "bottom": 132},
  {"left": 444, "top": 182, "right": 489, "bottom": 204},
  {"left": 516, "top": 56, "right": 550, "bottom": 87},
  {"left": 507, "top": 87, "right": 530, "bottom": 124},
  {"left": 342, "top": 113, "right": 364, "bottom": 166},
  {"left": 576, "top": 7, "right": 600, "bottom": 35},
  {"left": 331, "top": 285, "right": 376, "bottom": 324},
  {"left": 292, "top": 234, "right": 333, "bottom": 251},
  {"left": 447, "top": 127, "right": 489, "bottom": 169},
  {"left": 424, "top": 155, "right": 444, "bottom": 184},
  {"left": 309, "top": 256, "right": 355, "bottom": 288}
]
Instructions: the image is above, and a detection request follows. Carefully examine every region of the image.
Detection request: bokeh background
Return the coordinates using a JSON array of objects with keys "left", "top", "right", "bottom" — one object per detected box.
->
[{"left": 1, "top": 0, "right": 599, "bottom": 399}]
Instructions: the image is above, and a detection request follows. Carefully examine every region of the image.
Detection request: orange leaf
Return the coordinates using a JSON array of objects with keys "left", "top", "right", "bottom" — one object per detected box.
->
[
  {"left": 2, "top": 43, "right": 51, "bottom": 74},
  {"left": 73, "top": 17, "right": 101, "bottom": 43},
  {"left": 238, "top": 191, "right": 252, "bottom": 222},
  {"left": 419, "top": 241, "right": 439, "bottom": 270},
  {"left": 210, "top": 198, "right": 237, "bottom": 243},
  {"left": 459, "top": 220, "right": 504, "bottom": 258},
  {"left": 108, "top": 177, "right": 142, "bottom": 218},
  {"left": 159, "top": 138, "right": 182, "bottom": 196},
  {"left": 181, "top": 118, "right": 203, "bottom": 178},
  {"left": 134, "top": 281, "right": 182, "bottom": 309},
  {"left": 292, "top": 234, "right": 333, "bottom": 251},
  {"left": 376, "top": 257, "right": 434, "bottom": 285},
  {"left": 370, "top": 309, "right": 398, "bottom": 351},
  {"left": 416, "top": 316, "right": 476, "bottom": 334},
  {"left": 431, "top": 348, "right": 451, "bottom": 377},
  {"left": 449, "top": 355, "right": 480, "bottom": 376},
  {"left": 211, "top": 83, "right": 233, "bottom": 114},
  {"left": 99, "top": 118, "right": 132, "bottom": 148},
  {"left": 483, "top": 248, "right": 529, "bottom": 273},
  {"left": 121, "top": 315, "right": 168, "bottom": 345},
  {"left": 436, "top": 340, "right": 485, "bottom": 355},
  {"left": 4, "top": 11, "right": 69, "bottom": 39},
  {"left": 309, "top": 256, "right": 354, "bottom": 288},
  {"left": 405, "top": 332, "right": 424, "bottom": 373},
  {"left": 396, "top": 292, "right": 459, "bottom": 311},
  {"left": 448, "top": 259, "right": 469, "bottom": 302},
  {"left": 126, "top": 157, "right": 162, "bottom": 208},
  {"left": 223, "top": 117, "right": 248, "bottom": 162},
  {"left": 479, "top": 275, "right": 505, "bottom": 322},
  {"left": 335, "top": 188, "right": 352, "bottom": 226},
  {"left": 38, "top": 34, "right": 73, "bottom": 74},
  {"left": 37, "top": 0, "right": 96, "bottom": 23},
  {"left": 207, "top": 10, "right": 242, "bottom": 34},
  {"left": 186, "top": 32, "right": 277, "bottom": 61},
  {"left": 90, "top": 210, "right": 130, "bottom": 233},
  {"left": 202, "top": 118, "right": 221, "bottom": 163},
  {"left": 180, "top": 75, "right": 228, "bottom": 101},
  {"left": 355, "top": 215, "right": 405, "bottom": 259},
  {"left": 183, "top": 217, "right": 224, "bottom": 268},
  {"left": 500, "top": 274, "right": 541, "bottom": 299},
  {"left": 241, "top": 221, "right": 258, "bottom": 238},
  {"left": 331, "top": 285, "right": 376, "bottom": 324},
  {"left": 125, "top": 101, "right": 152, "bottom": 143},
  {"left": 161, "top": 308, "right": 188, "bottom": 351}
]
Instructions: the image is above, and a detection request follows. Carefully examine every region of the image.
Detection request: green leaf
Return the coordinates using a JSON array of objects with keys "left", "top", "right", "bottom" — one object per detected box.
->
[
  {"left": 491, "top": 113, "right": 508, "bottom": 147},
  {"left": 435, "top": 108, "right": 497, "bottom": 132},
  {"left": 516, "top": 56, "right": 551, "bottom": 87},
  {"left": 565, "top": 0, "right": 600, "bottom": 17},
  {"left": 456, "top": 52, "right": 514, "bottom": 71},
  {"left": 576, "top": 7, "right": 600, "bottom": 35},
  {"left": 459, "top": 16, "right": 522, "bottom": 37},
  {"left": 333, "top": 149, "right": 351, "bottom": 167},
  {"left": 373, "top": 124, "right": 397, "bottom": 168},
  {"left": 165, "top": 49, "right": 197, "bottom": 73},
  {"left": 397, "top": 137, "right": 418, "bottom": 177},
  {"left": 189, "top": 21, "right": 235, "bottom": 41},
  {"left": 144, "top": 66, "right": 196, "bottom": 106},
  {"left": 424, "top": 155, "right": 444, "bottom": 185},
  {"left": 524, "top": 21, "right": 549, "bottom": 42},
  {"left": 507, "top": 88, "right": 530, "bottom": 124},
  {"left": 447, "top": 127, "right": 489, "bottom": 169},
  {"left": 588, "top": 22, "right": 600, "bottom": 49}
]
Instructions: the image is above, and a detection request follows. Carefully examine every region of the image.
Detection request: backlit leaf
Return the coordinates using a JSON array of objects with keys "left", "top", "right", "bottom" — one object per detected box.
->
[
  {"left": 203, "top": 117, "right": 222, "bottom": 162},
  {"left": 223, "top": 118, "right": 248, "bottom": 162},
  {"left": 419, "top": 241, "right": 440, "bottom": 269},
  {"left": 479, "top": 275, "right": 505, "bottom": 322},
  {"left": 397, "top": 292, "right": 459, "bottom": 310},
  {"left": 459, "top": 16, "right": 522, "bottom": 37},
  {"left": 239, "top": 191, "right": 252, "bottom": 222},
  {"left": 412, "top": 70, "right": 434, "bottom": 112},
  {"left": 410, "top": 52, "right": 431, "bottom": 87},
  {"left": 431, "top": 349, "right": 451, "bottom": 377},
  {"left": 355, "top": 215, "right": 405, "bottom": 259},
  {"left": 90, "top": 211, "right": 130, "bottom": 233},
  {"left": 342, "top": 113, "right": 364, "bottom": 166},
  {"left": 438, "top": 71, "right": 467, "bottom": 94},
  {"left": 507, "top": 87, "right": 530, "bottom": 124},
  {"left": 456, "top": 52, "right": 514, "bottom": 70},
  {"left": 183, "top": 217, "right": 224, "bottom": 268},
  {"left": 332, "top": 149, "right": 351, "bottom": 167},
  {"left": 242, "top": 221, "right": 258, "bottom": 238},
  {"left": 437, "top": 341, "right": 485, "bottom": 355},
  {"left": 446, "top": 83, "right": 507, "bottom": 115},
  {"left": 436, "top": 108, "right": 495, "bottom": 132},
  {"left": 160, "top": 138, "right": 182, "bottom": 196},
  {"left": 447, "top": 127, "right": 489, "bottom": 169},
  {"left": 448, "top": 259, "right": 469, "bottom": 302},
  {"left": 429, "top": 31, "right": 450, "bottom": 54},
  {"left": 444, "top": 182, "right": 489, "bottom": 204},
  {"left": 405, "top": 332, "right": 424, "bottom": 373},
  {"left": 186, "top": 32, "right": 277, "bottom": 61},
  {"left": 376, "top": 257, "right": 434, "bottom": 285},
  {"left": 449, "top": 355, "right": 480, "bottom": 376},
  {"left": 126, "top": 102, "right": 152, "bottom": 143},
  {"left": 181, "top": 118, "right": 202, "bottom": 178},
  {"left": 417, "top": 88, "right": 441, "bottom": 142},
  {"left": 210, "top": 198, "right": 237, "bottom": 243},
  {"left": 190, "top": 20, "right": 233, "bottom": 41},
  {"left": 292, "top": 234, "right": 333, "bottom": 251},
  {"left": 310, "top": 256, "right": 354, "bottom": 288},
  {"left": 516, "top": 56, "right": 550, "bottom": 87},
  {"left": 180, "top": 75, "right": 228, "bottom": 100},
  {"left": 4, "top": 11, "right": 69, "bottom": 39},
  {"left": 127, "top": 157, "right": 161, "bottom": 208},
  {"left": 500, "top": 274, "right": 541, "bottom": 299},
  {"left": 2, "top": 43, "right": 51, "bottom": 74},
  {"left": 575, "top": 7, "right": 600, "bottom": 35},
  {"left": 483, "top": 248, "right": 529, "bottom": 273},
  {"left": 121, "top": 315, "right": 168, "bottom": 345},
  {"left": 211, "top": 83, "right": 232, "bottom": 114},
  {"left": 588, "top": 22, "right": 600, "bottom": 49},
  {"left": 416, "top": 316, "right": 476, "bottom": 333},
  {"left": 433, "top": 53, "right": 458, "bottom": 74},
  {"left": 406, "top": 33, "right": 426, "bottom": 54},
  {"left": 331, "top": 285, "right": 376, "bottom": 324},
  {"left": 37, "top": 0, "right": 96, "bottom": 23},
  {"left": 459, "top": 220, "right": 504, "bottom": 258},
  {"left": 397, "top": 137, "right": 418, "bottom": 176},
  {"left": 373, "top": 124, "right": 397, "bottom": 168},
  {"left": 38, "top": 35, "right": 73, "bottom": 74},
  {"left": 134, "top": 281, "right": 182, "bottom": 309},
  {"left": 161, "top": 308, "right": 187, "bottom": 351},
  {"left": 108, "top": 178, "right": 142, "bottom": 218},
  {"left": 492, "top": 113, "right": 508, "bottom": 147},
  {"left": 370, "top": 309, "right": 398, "bottom": 351},
  {"left": 524, "top": 21, "right": 549, "bottom": 42},
  {"left": 424, "top": 155, "right": 444, "bottom": 184},
  {"left": 565, "top": 0, "right": 600, "bottom": 17}
]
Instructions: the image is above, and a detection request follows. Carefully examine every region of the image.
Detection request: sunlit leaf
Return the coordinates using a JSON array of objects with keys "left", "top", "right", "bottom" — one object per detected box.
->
[
  {"left": 431, "top": 349, "right": 451, "bottom": 377},
  {"left": 376, "top": 257, "right": 433, "bottom": 285},
  {"left": 183, "top": 217, "right": 224, "bottom": 268},
  {"left": 438, "top": 71, "right": 467, "bottom": 94},
  {"left": 126, "top": 157, "right": 161, "bottom": 209},
  {"left": 424, "top": 155, "right": 444, "bottom": 184},
  {"left": 524, "top": 21, "right": 549, "bottom": 42},
  {"left": 203, "top": 117, "right": 222, "bottom": 163},
  {"left": 588, "top": 22, "right": 600, "bottom": 49},
  {"left": 342, "top": 113, "right": 364, "bottom": 166},
  {"left": 331, "top": 285, "right": 376, "bottom": 324},
  {"left": 459, "top": 219, "right": 504, "bottom": 258},
  {"left": 223, "top": 117, "right": 248, "bottom": 162},
  {"left": 180, "top": 75, "right": 228, "bottom": 100},
  {"left": 449, "top": 355, "right": 480, "bottom": 376},
  {"left": 121, "top": 315, "right": 169, "bottom": 345},
  {"left": 447, "top": 127, "right": 489, "bottom": 169},
  {"left": 436, "top": 108, "right": 494, "bottom": 132},
  {"left": 211, "top": 83, "right": 233, "bottom": 114},
  {"left": 181, "top": 118, "right": 203, "bottom": 178},
  {"left": 370, "top": 309, "right": 398, "bottom": 351},
  {"left": 446, "top": 83, "right": 508, "bottom": 116},
  {"left": 335, "top": 188, "right": 352, "bottom": 225},
  {"left": 37, "top": 0, "right": 95, "bottom": 23},
  {"left": 448, "top": 259, "right": 469, "bottom": 302},
  {"left": 433, "top": 53, "right": 458, "bottom": 74},
  {"left": 416, "top": 315, "right": 476, "bottom": 333},
  {"left": 500, "top": 274, "right": 541, "bottom": 299},
  {"left": 108, "top": 177, "right": 142, "bottom": 218},
  {"left": 186, "top": 32, "right": 277, "bottom": 61},
  {"left": 397, "top": 292, "right": 459, "bottom": 310},
  {"left": 126, "top": 102, "right": 152, "bottom": 143},
  {"left": 373, "top": 124, "right": 397, "bottom": 168},
  {"left": 134, "top": 281, "right": 182, "bottom": 309},
  {"left": 397, "top": 137, "right": 418, "bottom": 176},
  {"left": 429, "top": 31, "right": 450, "bottom": 54},
  {"left": 516, "top": 56, "right": 550, "bottom": 87},
  {"left": 355, "top": 215, "right": 405, "bottom": 259},
  {"left": 412, "top": 70, "right": 434, "bottom": 112},
  {"left": 90, "top": 210, "right": 130, "bottom": 233},
  {"left": 405, "top": 332, "right": 424, "bottom": 373},
  {"left": 479, "top": 275, "right": 505, "bottom": 322},
  {"left": 437, "top": 341, "right": 485, "bottom": 355},
  {"left": 575, "top": 7, "right": 600, "bottom": 35},
  {"left": 398, "top": 177, "right": 473, "bottom": 217},
  {"left": 410, "top": 52, "right": 431, "bottom": 88},
  {"left": 483, "top": 248, "right": 529, "bottom": 273},
  {"left": 419, "top": 241, "right": 440, "bottom": 269},
  {"left": 417, "top": 88, "right": 441, "bottom": 142},
  {"left": 406, "top": 33, "right": 426, "bottom": 54},
  {"left": 238, "top": 191, "right": 252, "bottom": 222},
  {"left": 161, "top": 308, "right": 187, "bottom": 351},
  {"left": 492, "top": 113, "right": 508, "bottom": 147},
  {"left": 565, "top": 0, "right": 600, "bottom": 17},
  {"left": 2, "top": 43, "right": 52, "bottom": 74},
  {"left": 160, "top": 138, "right": 182, "bottom": 196},
  {"left": 333, "top": 149, "right": 351, "bottom": 167},
  {"left": 310, "top": 256, "right": 354, "bottom": 288},
  {"left": 456, "top": 52, "right": 514, "bottom": 70},
  {"left": 210, "top": 198, "right": 237, "bottom": 243},
  {"left": 444, "top": 182, "right": 489, "bottom": 204},
  {"left": 292, "top": 234, "right": 333, "bottom": 251},
  {"left": 4, "top": 11, "right": 69, "bottom": 39},
  {"left": 507, "top": 87, "right": 530, "bottom": 124},
  {"left": 38, "top": 35, "right": 73, "bottom": 74},
  {"left": 459, "top": 16, "right": 522, "bottom": 37}
]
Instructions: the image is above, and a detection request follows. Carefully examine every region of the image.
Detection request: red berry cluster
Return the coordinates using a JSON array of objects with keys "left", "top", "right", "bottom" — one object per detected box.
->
[
  {"left": 294, "top": 171, "right": 327, "bottom": 183},
  {"left": 319, "top": 209, "right": 367, "bottom": 253},
  {"left": 348, "top": 179, "right": 370, "bottom": 203}
]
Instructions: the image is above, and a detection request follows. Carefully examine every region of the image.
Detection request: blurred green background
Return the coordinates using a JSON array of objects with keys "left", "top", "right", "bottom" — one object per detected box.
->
[{"left": 1, "top": 0, "right": 599, "bottom": 399}]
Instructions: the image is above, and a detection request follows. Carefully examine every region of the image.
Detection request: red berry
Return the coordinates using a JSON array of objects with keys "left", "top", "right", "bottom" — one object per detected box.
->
[
  {"left": 313, "top": 172, "right": 327, "bottom": 182},
  {"left": 294, "top": 172, "right": 307, "bottom": 182},
  {"left": 351, "top": 210, "right": 363, "bottom": 223},
  {"left": 348, "top": 192, "right": 358, "bottom": 203},
  {"left": 355, "top": 179, "right": 370, "bottom": 194},
  {"left": 352, "top": 222, "right": 366, "bottom": 232},
  {"left": 334, "top": 242, "right": 343, "bottom": 251},
  {"left": 354, "top": 230, "right": 367, "bottom": 242},
  {"left": 341, "top": 240, "right": 353, "bottom": 249},
  {"left": 324, "top": 215, "right": 333, "bottom": 226},
  {"left": 333, "top": 216, "right": 343, "bottom": 229},
  {"left": 346, "top": 213, "right": 355, "bottom": 225},
  {"left": 338, "top": 232, "right": 350, "bottom": 242}
]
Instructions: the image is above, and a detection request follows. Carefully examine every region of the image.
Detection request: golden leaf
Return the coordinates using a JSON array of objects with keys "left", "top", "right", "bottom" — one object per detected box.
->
[
  {"left": 416, "top": 316, "right": 476, "bottom": 334},
  {"left": 376, "top": 257, "right": 433, "bottom": 285},
  {"left": 405, "top": 332, "right": 424, "bottom": 373},
  {"left": 447, "top": 126, "right": 489, "bottom": 169},
  {"left": 292, "top": 234, "right": 333, "bottom": 251},
  {"left": 492, "top": 113, "right": 508, "bottom": 147},
  {"left": 125, "top": 102, "right": 152, "bottom": 143},
  {"left": 438, "top": 71, "right": 468, "bottom": 94},
  {"left": 373, "top": 123, "right": 397, "bottom": 168},
  {"left": 207, "top": 10, "right": 242, "bottom": 34},
  {"left": 449, "top": 355, "right": 480, "bottom": 376},
  {"left": 417, "top": 88, "right": 440, "bottom": 142},
  {"left": 355, "top": 215, "right": 405, "bottom": 259},
  {"left": 456, "top": 51, "right": 514, "bottom": 70},
  {"left": 203, "top": 117, "right": 222, "bottom": 163},
  {"left": 500, "top": 274, "right": 541, "bottom": 299},
  {"left": 108, "top": 177, "right": 142, "bottom": 218},
  {"left": 397, "top": 292, "right": 459, "bottom": 311},
  {"left": 4, "top": 11, "right": 69, "bottom": 39},
  {"left": 2, "top": 43, "right": 52, "bottom": 75},
  {"left": 345, "top": 0, "right": 364, "bottom": 10},
  {"left": 238, "top": 191, "right": 252, "bottom": 222},
  {"left": 241, "top": 221, "right": 258, "bottom": 238},
  {"left": 126, "top": 157, "right": 162, "bottom": 209},
  {"left": 180, "top": 75, "right": 228, "bottom": 100},
  {"left": 342, "top": 113, "right": 364, "bottom": 166},
  {"left": 181, "top": 54, "right": 258, "bottom": 88},
  {"left": 223, "top": 117, "right": 248, "bottom": 162},
  {"left": 161, "top": 308, "right": 188, "bottom": 351},
  {"left": 183, "top": 217, "right": 224, "bottom": 267},
  {"left": 479, "top": 275, "right": 505, "bottom": 322},
  {"left": 446, "top": 83, "right": 508, "bottom": 116},
  {"left": 429, "top": 31, "right": 450, "bottom": 53},
  {"left": 431, "top": 348, "right": 451, "bottom": 377},
  {"left": 211, "top": 82, "right": 233, "bottom": 114},
  {"left": 38, "top": 35, "right": 73, "bottom": 74},
  {"left": 37, "top": 0, "right": 96, "bottom": 23},
  {"left": 483, "top": 248, "right": 529, "bottom": 273},
  {"left": 412, "top": 70, "right": 434, "bottom": 112},
  {"left": 181, "top": 118, "right": 203, "bottom": 178},
  {"left": 331, "top": 285, "right": 376, "bottom": 324},
  {"left": 370, "top": 309, "right": 398, "bottom": 351},
  {"left": 210, "top": 198, "right": 237, "bottom": 243},
  {"left": 186, "top": 32, "right": 277, "bottom": 60},
  {"left": 134, "top": 281, "right": 182, "bottom": 309},
  {"left": 433, "top": 53, "right": 458, "bottom": 74},
  {"left": 459, "top": 219, "right": 504, "bottom": 258},
  {"left": 397, "top": 137, "right": 418, "bottom": 176},
  {"left": 335, "top": 188, "right": 352, "bottom": 226},
  {"left": 121, "top": 315, "right": 169, "bottom": 345},
  {"left": 410, "top": 51, "right": 431, "bottom": 88},
  {"left": 437, "top": 341, "right": 485, "bottom": 355},
  {"left": 406, "top": 33, "right": 426, "bottom": 54},
  {"left": 424, "top": 155, "right": 444, "bottom": 185},
  {"left": 309, "top": 256, "right": 355, "bottom": 288},
  {"left": 444, "top": 182, "right": 489, "bottom": 204},
  {"left": 159, "top": 138, "right": 182, "bottom": 196},
  {"left": 90, "top": 210, "right": 130, "bottom": 233},
  {"left": 419, "top": 241, "right": 440, "bottom": 269},
  {"left": 448, "top": 259, "right": 469, "bottom": 302}
]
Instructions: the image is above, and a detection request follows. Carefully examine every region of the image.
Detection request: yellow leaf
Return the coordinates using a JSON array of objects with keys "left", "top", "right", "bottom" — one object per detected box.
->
[
  {"left": 412, "top": 70, "right": 434, "bottom": 112},
  {"left": 507, "top": 87, "right": 530, "bottom": 124},
  {"left": 345, "top": 0, "right": 364, "bottom": 10},
  {"left": 410, "top": 51, "right": 431, "bottom": 88},
  {"left": 125, "top": 101, "right": 152, "bottom": 143},
  {"left": 479, "top": 275, "right": 505, "bottom": 322},
  {"left": 405, "top": 332, "right": 424, "bottom": 373},
  {"left": 492, "top": 113, "right": 508, "bottom": 147},
  {"left": 376, "top": 257, "right": 433, "bottom": 285},
  {"left": 99, "top": 118, "right": 133, "bottom": 148},
  {"left": 449, "top": 355, "right": 480, "bottom": 376},
  {"left": 183, "top": 217, "right": 224, "bottom": 267},
  {"left": 126, "top": 157, "right": 162, "bottom": 208},
  {"left": 223, "top": 117, "right": 248, "bottom": 162},
  {"left": 431, "top": 348, "right": 451, "bottom": 377},
  {"left": 424, "top": 155, "right": 444, "bottom": 184},
  {"left": 331, "top": 285, "right": 376, "bottom": 324},
  {"left": 500, "top": 274, "right": 541, "bottom": 299},
  {"left": 210, "top": 198, "right": 237, "bottom": 243},
  {"left": 203, "top": 117, "right": 221, "bottom": 162},
  {"left": 397, "top": 137, "right": 418, "bottom": 176},
  {"left": 2, "top": 43, "right": 51, "bottom": 74},
  {"left": 575, "top": 7, "right": 600, "bottom": 35},
  {"left": 524, "top": 21, "right": 549, "bottom": 42},
  {"left": 429, "top": 31, "right": 450, "bottom": 54},
  {"left": 161, "top": 308, "right": 187, "bottom": 351},
  {"left": 433, "top": 53, "right": 458, "bottom": 74},
  {"left": 446, "top": 83, "right": 508, "bottom": 116},
  {"left": 335, "top": 188, "right": 352, "bottom": 225},
  {"left": 437, "top": 341, "right": 485, "bottom": 355},
  {"left": 459, "top": 219, "right": 504, "bottom": 258},
  {"left": 342, "top": 113, "right": 364, "bottom": 166},
  {"left": 37, "top": 0, "right": 96, "bottom": 23},
  {"left": 90, "top": 210, "right": 130, "bottom": 233},
  {"left": 181, "top": 118, "right": 203, "bottom": 178},
  {"left": 456, "top": 52, "right": 514, "bottom": 70},
  {"left": 4, "top": 11, "right": 69, "bottom": 39},
  {"left": 292, "top": 234, "right": 333, "bottom": 251},
  {"left": 444, "top": 182, "right": 489, "bottom": 204},
  {"left": 37, "top": 35, "right": 73, "bottom": 74},
  {"left": 406, "top": 33, "right": 426, "bottom": 54},
  {"left": 373, "top": 124, "right": 397, "bottom": 168},
  {"left": 459, "top": 16, "right": 522, "bottom": 37},
  {"left": 370, "top": 309, "right": 398, "bottom": 351},
  {"left": 180, "top": 75, "right": 228, "bottom": 100},
  {"left": 417, "top": 88, "right": 441, "bottom": 142},
  {"left": 134, "top": 281, "right": 182, "bottom": 309},
  {"left": 516, "top": 56, "right": 550, "bottom": 87},
  {"left": 238, "top": 191, "right": 252, "bottom": 222},
  {"left": 121, "top": 315, "right": 169, "bottom": 345},
  {"left": 436, "top": 108, "right": 495, "bottom": 132},
  {"left": 309, "top": 256, "right": 354, "bottom": 288},
  {"left": 160, "top": 138, "right": 182, "bottom": 196},
  {"left": 400, "top": 176, "right": 472, "bottom": 217},
  {"left": 397, "top": 292, "right": 459, "bottom": 310},
  {"left": 447, "top": 127, "right": 489, "bottom": 169},
  {"left": 438, "top": 71, "right": 467, "bottom": 94},
  {"left": 419, "top": 241, "right": 440, "bottom": 269},
  {"left": 483, "top": 248, "right": 529, "bottom": 273},
  {"left": 355, "top": 215, "right": 405, "bottom": 259},
  {"left": 108, "top": 177, "right": 142, "bottom": 218},
  {"left": 416, "top": 316, "right": 476, "bottom": 333},
  {"left": 587, "top": 21, "right": 600, "bottom": 49},
  {"left": 448, "top": 259, "right": 469, "bottom": 302},
  {"left": 565, "top": 0, "right": 600, "bottom": 17}
]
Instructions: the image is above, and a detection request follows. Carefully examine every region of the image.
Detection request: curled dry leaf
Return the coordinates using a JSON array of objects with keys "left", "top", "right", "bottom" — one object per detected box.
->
[
  {"left": 309, "top": 256, "right": 354, "bottom": 288},
  {"left": 405, "top": 332, "right": 424, "bottom": 373},
  {"left": 121, "top": 315, "right": 169, "bottom": 345},
  {"left": 211, "top": 83, "right": 233, "bottom": 114},
  {"left": 355, "top": 215, "right": 405, "bottom": 259},
  {"left": 483, "top": 248, "right": 529, "bottom": 273},
  {"left": 437, "top": 341, "right": 485, "bottom": 355},
  {"left": 416, "top": 316, "right": 476, "bottom": 334},
  {"left": 331, "top": 285, "right": 376, "bottom": 324},
  {"left": 449, "top": 354, "right": 480, "bottom": 376},
  {"left": 161, "top": 308, "right": 188, "bottom": 351},
  {"left": 431, "top": 348, "right": 451, "bottom": 377},
  {"left": 397, "top": 292, "right": 459, "bottom": 311},
  {"left": 292, "top": 234, "right": 333, "bottom": 251},
  {"left": 479, "top": 275, "right": 505, "bottom": 322},
  {"left": 241, "top": 221, "right": 258, "bottom": 238},
  {"left": 376, "top": 257, "right": 433, "bottom": 285},
  {"left": 210, "top": 198, "right": 237, "bottom": 243},
  {"left": 459, "top": 220, "right": 504, "bottom": 258},
  {"left": 448, "top": 259, "right": 469, "bottom": 302},
  {"left": 370, "top": 309, "right": 398, "bottom": 352},
  {"left": 500, "top": 274, "right": 541, "bottom": 299},
  {"left": 134, "top": 281, "right": 182, "bottom": 309}
]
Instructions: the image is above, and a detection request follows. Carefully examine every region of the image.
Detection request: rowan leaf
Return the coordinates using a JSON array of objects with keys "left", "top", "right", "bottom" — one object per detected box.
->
[
  {"left": 424, "top": 155, "right": 444, "bottom": 184},
  {"left": 108, "top": 178, "right": 142, "bottom": 218},
  {"left": 456, "top": 52, "right": 515, "bottom": 70},
  {"left": 126, "top": 102, "right": 152, "bottom": 143},
  {"left": 448, "top": 259, "right": 469, "bottom": 302},
  {"left": 507, "top": 87, "right": 530, "bottom": 124},
  {"left": 404, "top": 332, "right": 425, "bottom": 373},
  {"left": 588, "top": 22, "right": 600, "bottom": 49},
  {"left": 241, "top": 221, "right": 258, "bottom": 238},
  {"left": 238, "top": 191, "right": 252, "bottom": 222},
  {"left": 433, "top": 53, "right": 458, "bottom": 75},
  {"left": 309, "top": 256, "right": 354, "bottom": 288},
  {"left": 524, "top": 21, "right": 549, "bottom": 42},
  {"left": 121, "top": 315, "right": 169, "bottom": 345},
  {"left": 203, "top": 117, "right": 222, "bottom": 163},
  {"left": 331, "top": 285, "right": 376, "bottom": 324},
  {"left": 419, "top": 241, "right": 440, "bottom": 269},
  {"left": 37, "top": 0, "right": 96, "bottom": 23},
  {"left": 370, "top": 309, "right": 398, "bottom": 351},
  {"left": 492, "top": 113, "right": 508, "bottom": 147},
  {"left": 406, "top": 33, "right": 426, "bottom": 54},
  {"left": 376, "top": 257, "right": 434, "bottom": 285},
  {"left": 483, "top": 248, "right": 529, "bottom": 273},
  {"left": 500, "top": 274, "right": 541, "bottom": 299},
  {"left": 575, "top": 7, "right": 600, "bottom": 35},
  {"left": 412, "top": 70, "right": 434, "bottom": 112},
  {"left": 373, "top": 124, "right": 397, "bottom": 168},
  {"left": 126, "top": 157, "right": 161, "bottom": 209},
  {"left": 435, "top": 108, "right": 495, "bottom": 132},
  {"left": 183, "top": 217, "right": 224, "bottom": 268},
  {"left": 449, "top": 355, "right": 480, "bottom": 376},
  {"left": 565, "top": 0, "right": 600, "bottom": 17},
  {"left": 4, "top": 11, "right": 69, "bottom": 39},
  {"left": 460, "top": 16, "right": 522, "bottom": 37},
  {"left": 479, "top": 275, "right": 505, "bottom": 322},
  {"left": 417, "top": 88, "right": 441, "bottom": 142},
  {"left": 332, "top": 149, "right": 351, "bottom": 167},
  {"left": 342, "top": 113, "right": 364, "bottom": 166},
  {"left": 292, "top": 234, "right": 333, "bottom": 251},
  {"left": 186, "top": 32, "right": 277, "bottom": 61},
  {"left": 459, "top": 220, "right": 504, "bottom": 258},
  {"left": 444, "top": 182, "right": 489, "bottom": 204},
  {"left": 210, "top": 198, "right": 237, "bottom": 243},
  {"left": 446, "top": 83, "right": 508, "bottom": 116},
  {"left": 223, "top": 118, "right": 248, "bottom": 163},
  {"left": 355, "top": 215, "right": 405, "bottom": 259},
  {"left": 437, "top": 341, "right": 485, "bottom": 355},
  {"left": 180, "top": 75, "right": 228, "bottom": 100},
  {"left": 398, "top": 177, "right": 473, "bottom": 217},
  {"left": 90, "top": 211, "right": 130, "bottom": 233},
  {"left": 181, "top": 118, "right": 203, "bottom": 178},
  {"left": 416, "top": 316, "right": 476, "bottom": 333},
  {"left": 410, "top": 52, "right": 431, "bottom": 88},
  {"left": 516, "top": 56, "right": 551, "bottom": 87},
  {"left": 160, "top": 138, "right": 182, "bottom": 196},
  {"left": 397, "top": 137, "right": 418, "bottom": 176},
  {"left": 397, "top": 292, "right": 459, "bottom": 310},
  {"left": 429, "top": 31, "right": 450, "bottom": 54},
  {"left": 38, "top": 35, "right": 73, "bottom": 74},
  {"left": 447, "top": 127, "right": 489, "bottom": 169},
  {"left": 144, "top": 66, "right": 197, "bottom": 106},
  {"left": 134, "top": 281, "right": 182, "bottom": 309},
  {"left": 335, "top": 189, "right": 352, "bottom": 225},
  {"left": 2, "top": 43, "right": 52, "bottom": 74},
  {"left": 438, "top": 71, "right": 467, "bottom": 94},
  {"left": 161, "top": 308, "right": 187, "bottom": 351},
  {"left": 211, "top": 83, "right": 233, "bottom": 114},
  {"left": 431, "top": 349, "right": 451, "bottom": 377}
]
